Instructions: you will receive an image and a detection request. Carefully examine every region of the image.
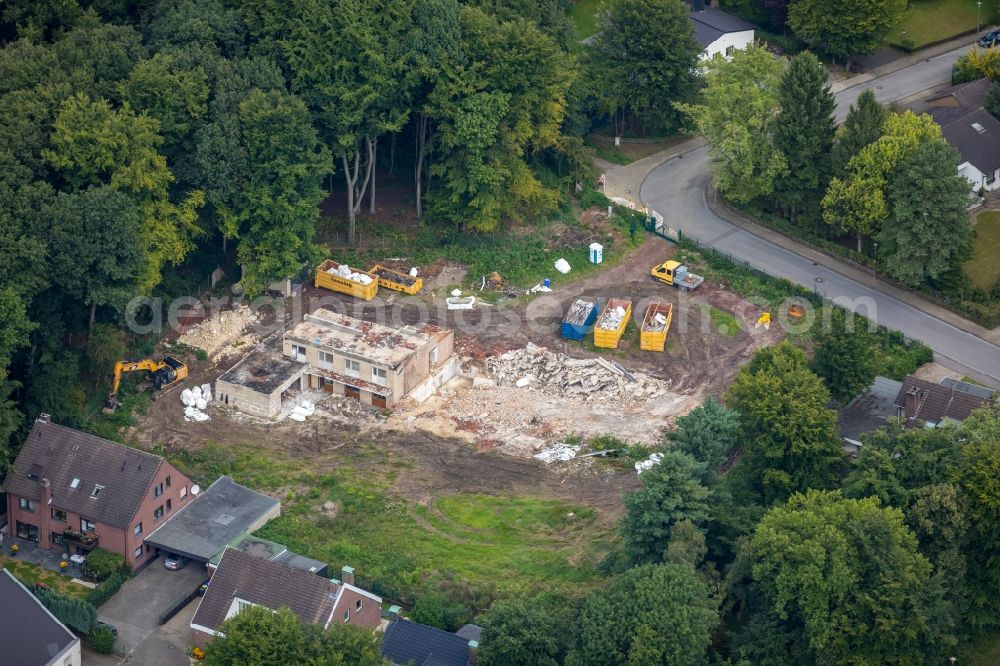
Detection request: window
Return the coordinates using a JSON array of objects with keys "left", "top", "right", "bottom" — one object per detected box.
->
[
  {"left": 154, "top": 505, "right": 165, "bottom": 521},
  {"left": 51, "top": 531, "right": 64, "bottom": 546},
  {"left": 291, "top": 344, "right": 307, "bottom": 362},
  {"left": 18, "top": 498, "right": 34, "bottom": 512},
  {"left": 81, "top": 518, "right": 96, "bottom": 532},
  {"left": 725, "top": 45, "right": 735, "bottom": 57},
  {"left": 134, "top": 546, "right": 143, "bottom": 558},
  {"left": 69, "top": 478, "right": 80, "bottom": 489},
  {"left": 356, "top": 599, "right": 363, "bottom": 611},
  {"left": 180, "top": 486, "right": 187, "bottom": 499},
  {"left": 91, "top": 484, "right": 104, "bottom": 498},
  {"left": 345, "top": 359, "right": 360, "bottom": 377},
  {"left": 51, "top": 508, "right": 66, "bottom": 522},
  {"left": 134, "top": 522, "right": 143, "bottom": 536},
  {"left": 166, "top": 475, "right": 171, "bottom": 488},
  {"left": 153, "top": 482, "right": 163, "bottom": 498},
  {"left": 319, "top": 351, "right": 335, "bottom": 366},
  {"left": 430, "top": 347, "right": 438, "bottom": 365},
  {"left": 371, "top": 367, "right": 387, "bottom": 385},
  {"left": 343, "top": 609, "right": 350, "bottom": 622},
  {"left": 166, "top": 499, "right": 172, "bottom": 512}
]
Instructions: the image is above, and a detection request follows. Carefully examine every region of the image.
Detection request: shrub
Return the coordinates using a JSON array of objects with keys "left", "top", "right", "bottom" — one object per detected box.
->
[
  {"left": 33, "top": 588, "right": 97, "bottom": 635},
  {"left": 89, "top": 624, "right": 115, "bottom": 654},
  {"left": 82, "top": 548, "right": 128, "bottom": 582},
  {"left": 86, "top": 571, "right": 129, "bottom": 607}
]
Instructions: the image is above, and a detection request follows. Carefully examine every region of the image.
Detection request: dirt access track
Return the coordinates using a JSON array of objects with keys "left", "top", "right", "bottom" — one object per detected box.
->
[{"left": 134, "top": 235, "right": 781, "bottom": 520}]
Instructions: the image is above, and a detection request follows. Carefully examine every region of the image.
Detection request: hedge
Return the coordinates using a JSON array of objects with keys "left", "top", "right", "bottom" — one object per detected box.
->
[{"left": 86, "top": 571, "right": 130, "bottom": 607}]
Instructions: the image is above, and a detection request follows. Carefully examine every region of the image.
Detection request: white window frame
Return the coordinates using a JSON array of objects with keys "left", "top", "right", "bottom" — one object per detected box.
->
[
  {"left": 19, "top": 498, "right": 33, "bottom": 511},
  {"left": 429, "top": 347, "right": 438, "bottom": 365},
  {"left": 319, "top": 351, "right": 335, "bottom": 367},
  {"left": 343, "top": 609, "right": 350, "bottom": 622},
  {"left": 224, "top": 597, "right": 271, "bottom": 622},
  {"left": 134, "top": 546, "right": 143, "bottom": 558},
  {"left": 69, "top": 478, "right": 80, "bottom": 489},
  {"left": 356, "top": 598, "right": 363, "bottom": 611},
  {"left": 345, "top": 359, "right": 360, "bottom": 378},
  {"left": 91, "top": 484, "right": 104, "bottom": 498},
  {"left": 134, "top": 522, "right": 142, "bottom": 536},
  {"left": 371, "top": 367, "right": 387, "bottom": 386},
  {"left": 180, "top": 486, "right": 188, "bottom": 498},
  {"left": 291, "top": 344, "right": 307, "bottom": 362},
  {"left": 81, "top": 518, "right": 96, "bottom": 532}
]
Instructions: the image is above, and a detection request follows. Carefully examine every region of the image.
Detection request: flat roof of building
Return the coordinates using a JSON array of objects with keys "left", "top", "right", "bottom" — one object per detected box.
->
[
  {"left": 216, "top": 335, "right": 304, "bottom": 394},
  {"left": 208, "top": 532, "right": 327, "bottom": 574},
  {"left": 144, "top": 476, "right": 280, "bottom": 562},
  {"left": 285, "top": 309, "right": 444, "bottom": 369}
]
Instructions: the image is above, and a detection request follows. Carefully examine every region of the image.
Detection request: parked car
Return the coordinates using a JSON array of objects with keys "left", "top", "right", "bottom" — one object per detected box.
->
[
  {"left": 164, "top": 553, "right": 189, "bottom": 570},
  {"left": 979, "top": 29, "right": 1000, "bottom": 48},
  {"left": 96, "top": 622, "right": 118, "bottom": 639}
]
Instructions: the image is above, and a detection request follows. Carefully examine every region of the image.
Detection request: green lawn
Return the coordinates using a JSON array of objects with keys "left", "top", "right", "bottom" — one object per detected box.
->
[
  {"left": 967, "top": 211, "right": 1000, "bottom": 291},
  {"left": 170, "top": 443, "right": 617, "bottom": 608},
  {"left": 964, "top": 633, "right": 1000, "bottom": 666},
  {"left": 0, "top": 557, "right": 90, "bottom": 599},
  {"left": 890, "top": 0, "right": 1000, "bottom": 49},
  {"left": 703, "top": 304, "right": 740, "bottom": 337},
  {"left": 569, "top": 0, "right": 604, "bottom": 40}
]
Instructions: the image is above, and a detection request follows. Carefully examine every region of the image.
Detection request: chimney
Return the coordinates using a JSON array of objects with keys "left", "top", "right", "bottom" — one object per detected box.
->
[
  {"left": 467, "top": 640, "right": 478, "bottom": 666},
  {"left": 692, "top": 0, "right": 705, "bottom": 11},
  {"left": 388, "top": 605, "right": 401, "bottom": 621},
  {"left": 341, "top": 565, "right": 355, "bottom": 586},
  {"left": 904, "top": 386, "right": 920, "bottom": 419}
]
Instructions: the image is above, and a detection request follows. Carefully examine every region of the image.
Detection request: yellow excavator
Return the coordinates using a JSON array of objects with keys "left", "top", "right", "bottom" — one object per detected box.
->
[{"left": 103, "top": 357, "right": 188, "bottom": 413}]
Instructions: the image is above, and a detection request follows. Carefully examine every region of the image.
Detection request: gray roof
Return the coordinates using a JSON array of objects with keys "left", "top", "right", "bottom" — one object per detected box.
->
[
  {"left": 0, "top": 569, "right": 79, "bottom": 666},
  {"left": 839, "top": 376, "right": 903, "bottom": 441},
  {"left": 927, "top": 79, "right": 991, "bottom": 125},
  {"left": 192, "top": 548, "right": 338, "bottom": 633},
  {"left": 940, "top": 377, "right": 995, "bottom": 400},
  {"left": 381, "top": 619, "right": 474, "bottom": 666},
  {"left": 144, "top": 476, "right": 280, "bottom": 562},
  {"left": 2, "top": 416, "right": 167, "bottom": 529},
  {"left": 455, "top": 624, "right": 483, "bottom": 642},
  {"left": 940, "top": 108, "right": 1000, "bottom": 175},
  {"left": 689, "top": 6, "right": 754, "bottom": 47}
]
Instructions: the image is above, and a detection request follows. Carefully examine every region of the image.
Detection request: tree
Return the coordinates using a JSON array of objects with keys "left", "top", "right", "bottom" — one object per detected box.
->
[
  {"left": 118, "top": 53, "right": 209, "bottom": 154},
  {"left": 222, "top": 89, "right": 330, "bottom": 294},
  {"left": 787, "top": 0, "right": 905, "bottom": 70},
  {"left": 45, "top": 187, "right": 143, "bottom": 333},
  {"left": 477, "top": 598, "right": 562, "bottom": 666},
  {"left": 823, "top": 110, "right": 940, "bottom": 251},
  {"left": 954, "top": 405, "right": 1000, "bottom": 628},
  {"left": 833, "top": 89, "right": 886, "bottom": 172},
  {"left": 986, "top": 80, "right": 1000, "bottom": 121},
  {"left": 407, "top": 592, "right": 469, "bottom": 632},
  {"left": 33, "top": 588, "right": 98, "bottom": 635},
  {"left": 620, "top": 450, "right": 711, "bottom": 563},
  {"left": 678, "top": 44, "right": 788, "bottom": 204},
  {"left": 772, "top": 51, "right": 835, "bottom": 222},
  {"left": 567, "top": 563, "right": 718, "bottom": 666},
  {"left": 879, "top": 140, "right": 973, "bottom": 287},
  {"left": 726, "top": 342, "right": 843, "bottom": 502},
  {"left": 667, "top": 396, "right": 741, "bottom": 476},
  {"left": 44, "top": 93, "right": 203, "bottom": 292},
  {"left": 810, "top": 311, "right": 877, "bottom": 403},
  {"left": 589, "top": 0, "right": 701, "bottom": 136},
  {"left": 747, "top": 490, "right": 954, "bottom": 664},
  {"left": 203, "top": 606, "right": 387, "bottom": 665}
]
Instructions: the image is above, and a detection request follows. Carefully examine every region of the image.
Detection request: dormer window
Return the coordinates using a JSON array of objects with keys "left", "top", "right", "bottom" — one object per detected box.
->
[
  {"left": 70, "top": 478, "right": 80, "bottom": 489},
  {"left": 91, "top": 484, "right": 104, "bottom": 498}
]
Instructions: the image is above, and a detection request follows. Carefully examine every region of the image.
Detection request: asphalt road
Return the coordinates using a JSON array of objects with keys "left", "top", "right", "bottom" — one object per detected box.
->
[
  {"left": 833, "top": 44, "right": 969, "bottom": 121},
  {"left": 641, "top": 50, "right": 1000, "bottom": 385}
]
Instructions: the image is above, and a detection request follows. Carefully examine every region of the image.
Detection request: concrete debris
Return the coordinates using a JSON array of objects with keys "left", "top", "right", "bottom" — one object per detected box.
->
[
  {"left": 289, "top": 399, "right": 316, "bottom": 422},
  {"left": 178, "top": 305, "right": 260, "bottom": 359},
  {"left": 635, "top": 452, "right": 664, "bottom": 474},
  {"left": 451, "top": 288, "right": 463, "bottom": 297},
  {"left": 472, "top": 377, "right": 496, "bottom": 389},
  {"left": 554, "top": 258, "right": 571, "bottom": 274},
  {"left": 597, "top": 306, "right": 627, "bottom": 330},
  {"left": 534, "top": 444, "right": 580, "bottom": 463},
  {"left": 485, "top": 346, "right": 673, "bottom": 401},
  {"left": 645, "top": 313, "right": 668, "bottom": 333},
  {"left": 565, "top": 298, "right": 596, "bottom": 325},
  {"left": 446, "top": 296, "right": 476, "bottom": 310}
]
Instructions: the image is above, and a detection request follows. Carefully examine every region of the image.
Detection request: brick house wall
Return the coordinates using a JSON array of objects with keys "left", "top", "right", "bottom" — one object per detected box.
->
[{"left": 124, "top": 461, "right": 195, "bottom": 568}]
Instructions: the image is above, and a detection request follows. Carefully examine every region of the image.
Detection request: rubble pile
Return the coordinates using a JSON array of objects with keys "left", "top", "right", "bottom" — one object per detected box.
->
[
  {"left": 597, "top": 306, "right": 627, "bottom": 330},
  {"left": 644, "top": 313, "right": 668, "bottom": 333},
  {"left": 565, "top": 299, "right": 596, "bottom": 325},
  {"left": 485, "top": 344, "right": 672, "bottom": 400},
  {"left": 179, "top": 305, "right": 259, "bottom": 358}
]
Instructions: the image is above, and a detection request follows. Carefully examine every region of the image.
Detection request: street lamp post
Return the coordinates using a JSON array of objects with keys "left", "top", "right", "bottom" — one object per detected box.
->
[{"left": 979, "top": 1, "right": 983, "bottom": 51}]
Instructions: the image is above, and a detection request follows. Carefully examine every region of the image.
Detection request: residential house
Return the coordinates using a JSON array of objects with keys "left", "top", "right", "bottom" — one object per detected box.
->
[
  {"left": 2, "top": 415, "right": 194, "bottom": 570},
  {"left": 689, "top": 0, "right": 755, "bottom": 60},
  {"left": 0, "top": 568, "right": 81, "bottom": 666},
  {"left": 838, "top": 376, "right": 904, "bottom": 455},
  {"left": 381, "top": 617, "right": 481, "bottom": 666},
  {"left": 190, "top": 548, "right": 382, "bottom": 646},
  {"left": 206, "top": 531, "right": 327, "bottom": 575},
  {"left": 215, "top": 309, "right": 457, "bottom": 417},
  {"left": 894, "top": 375, "right": 995, "bottom": 428},
  {"left": 926, "top": 79, "right": 1000, "bottom": 192},
  {"left": 143, "top": 475, "right": 280, "bottom": 566}
]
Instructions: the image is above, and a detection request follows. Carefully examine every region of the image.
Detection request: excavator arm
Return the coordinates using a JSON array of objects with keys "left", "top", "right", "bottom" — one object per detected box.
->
[{"left": 109, "top": 359, "right": 163, "bottom": 398}]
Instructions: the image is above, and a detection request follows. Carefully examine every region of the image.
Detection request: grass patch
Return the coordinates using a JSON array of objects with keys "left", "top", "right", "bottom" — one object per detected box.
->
[
  {"left": 703, "top": 304, "right": 740, "bottom": 337},
  {"left": 585, "top": 134, "right": 689, "bottom": 166},
  {"left": 168, "top": 443, "right": 615, "bottom": 609},
  {"left": 967, "top": 211, "right": 1000, "bottom": 292},
  {"left": 0, "top": 557, "right": 90, "bottom": 599},
  {"left": 963, "top": 633, "right": 1000, "bottom": 666},
  {"left": 889, "top": 0, "right": 1000, "bottom": 49},
  {"left": 569, "top": 0, "right": 603, "bottom": 40}
]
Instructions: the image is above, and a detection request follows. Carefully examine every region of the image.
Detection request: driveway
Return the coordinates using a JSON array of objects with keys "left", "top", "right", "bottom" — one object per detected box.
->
[{"left": 98, "top": 557, "right": 205, "bottom": 656}]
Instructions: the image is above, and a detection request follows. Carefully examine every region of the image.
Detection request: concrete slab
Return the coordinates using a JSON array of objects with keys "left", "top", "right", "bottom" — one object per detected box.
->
[
  {"left": 99, "top": 557, "right": 205, "bottom": 655},
  {"left": 127, "top": 598, "right": 200, "bottom": 666}
]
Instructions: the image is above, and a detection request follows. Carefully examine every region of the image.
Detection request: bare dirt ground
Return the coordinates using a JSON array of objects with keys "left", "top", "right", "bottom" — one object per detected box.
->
[{"left": 133, "top": 234, "right": 781, "bottom": 519}]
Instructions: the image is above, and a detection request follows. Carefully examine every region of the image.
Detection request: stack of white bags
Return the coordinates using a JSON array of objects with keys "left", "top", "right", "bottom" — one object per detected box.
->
[
  {"left": 288, "top": 399, "right": 316, "bottom": 422},
  {"left": 327, "top": 264, "right": 374, "bottom": 285},
  {"left": 181, "top": 384, "right": 212, "bottom": 422}
]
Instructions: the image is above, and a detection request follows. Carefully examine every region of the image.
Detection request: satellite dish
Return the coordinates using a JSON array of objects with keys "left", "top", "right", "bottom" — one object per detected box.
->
[{"left": 191, "top": 484, "right": 201, "bottom": 495}]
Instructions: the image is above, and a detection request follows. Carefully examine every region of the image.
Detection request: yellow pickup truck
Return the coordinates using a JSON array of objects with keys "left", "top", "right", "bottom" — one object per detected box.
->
[{"left": 650, "top": 260, "right": 704, "bottom": 291}]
